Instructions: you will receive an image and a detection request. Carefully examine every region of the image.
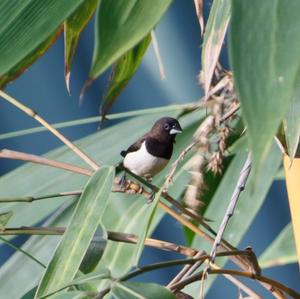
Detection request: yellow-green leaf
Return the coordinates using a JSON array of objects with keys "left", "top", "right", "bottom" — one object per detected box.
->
[{"left": 64, "top": 0, "right": 100, "bottom": 93}]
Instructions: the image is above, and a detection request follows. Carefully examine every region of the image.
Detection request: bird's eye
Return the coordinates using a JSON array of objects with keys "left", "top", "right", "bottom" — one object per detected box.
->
[{"left": 164, "top": 124, "right": 170, "bottom": 130}]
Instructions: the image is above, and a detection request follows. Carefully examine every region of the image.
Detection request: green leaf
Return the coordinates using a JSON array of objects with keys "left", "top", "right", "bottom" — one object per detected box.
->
[
  {"left": 50, "top": 292, "right": 91, "bottom": 299},
  {"left": 64, "top": 0, "right": 99, "bottom": 93},
  {"left": 259, "top": 223, "right": 297, "bottom": 268},
  {"left": 79, "top": 226, "right": 107, "bottom": 274},
  {"left": 0, "top": 28, "right": 61, "bottom": 88},
  {"left": 202, "top": 0, "right": 231, "bottom": 97},
  {"left": 284, "top": 83, "right": 300, "bottom": 159},
  {"left": 35, "top": 166, "right": 115, "bottom": 298},
  {"left": 0, "top": 211, "right": 13, "bottom": 229},
  {"left": 0, "top": 0, "right": 85, "bottom": 82},
  {"left": 101, "top": 34, "right": 151, "bottom": 120},
  {"left": 133, "top": 188, "right": 163, "bottom": 266},
  {"left": 111, "top": 282, "right": 175, "bottom": 299},
  {"left": 187, "top": 142, "right": 281, "bottom": 296},
  {"left": 229, "top": 0, "right": 300, "bottom": 176},
  {"left": 40, "top": 268, "right": 110, "bottom": 299},
  {"left": 21, "top": 287, "right": 37, "bottom": 299},
  {"left": 0, "top": 103, "right": 192, "bottom": 141},
  {"left": 90, "top": 0, "right": 172, "bottom": 78}
]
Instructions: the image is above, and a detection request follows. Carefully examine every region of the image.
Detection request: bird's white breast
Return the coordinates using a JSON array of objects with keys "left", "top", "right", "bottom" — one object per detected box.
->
[{"left": 123, "top": 141, "right": 169, "bottom": 178}]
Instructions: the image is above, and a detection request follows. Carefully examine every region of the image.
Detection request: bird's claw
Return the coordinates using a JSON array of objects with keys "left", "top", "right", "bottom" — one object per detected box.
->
[
  {"left": 147, "top": 191, "right": 155, "bottom": 204},
  {"left": 119, "top": 174, "right": 126, "bottom": 187}
]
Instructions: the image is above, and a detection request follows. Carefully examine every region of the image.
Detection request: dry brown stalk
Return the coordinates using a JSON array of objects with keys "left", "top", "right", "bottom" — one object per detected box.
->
[{"left": 0, "top": 149, "right": 93, "bottom": 176}]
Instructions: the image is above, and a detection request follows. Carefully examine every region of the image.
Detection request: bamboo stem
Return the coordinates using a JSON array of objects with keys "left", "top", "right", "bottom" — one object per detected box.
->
[{"left": 0, "top": 149, "right": 92, "bottom": 176}]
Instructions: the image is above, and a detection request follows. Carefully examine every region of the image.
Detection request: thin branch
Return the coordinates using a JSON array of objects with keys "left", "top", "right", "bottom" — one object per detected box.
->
[
  {"left": 0, "top": 90, "right": 99, "bottom": 171},
  {"left": 0, "top": 149, "right": 93, "bottom": 176},
  {"left": 0, "top": 190, "right": 82, "bottom": 203},
  {"left": 209, "top": 153, "right": 252, "bottom": 262},
  {"left": 0, "top": 227, "right": 197, "bottom": 257},
  {"left": 0, "top": 236, "right": 46, "bottom": 268},
  {"left": 170, "top": 269, "right": 300, "bottom": 299}
]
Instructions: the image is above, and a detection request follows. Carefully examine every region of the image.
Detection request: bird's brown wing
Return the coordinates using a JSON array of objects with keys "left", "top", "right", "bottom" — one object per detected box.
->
[{"left": 120, "top": 134, "right": 147, "bottom": 157}]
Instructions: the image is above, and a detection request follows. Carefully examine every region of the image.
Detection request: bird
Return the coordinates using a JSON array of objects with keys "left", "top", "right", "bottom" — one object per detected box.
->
[{"left": 120, "top": 117, "right": 183, "bottom": 183}]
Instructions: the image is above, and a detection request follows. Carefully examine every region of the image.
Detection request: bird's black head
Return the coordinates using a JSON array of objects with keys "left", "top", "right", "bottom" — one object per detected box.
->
[{"left": 150, "top": 117, "right": 182, "bottom": 142}]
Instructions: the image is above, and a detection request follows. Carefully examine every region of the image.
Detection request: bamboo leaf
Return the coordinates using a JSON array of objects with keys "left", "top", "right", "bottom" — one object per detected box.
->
[
  {"left": 0, "top": 103, "right": 192, "bottom": 141},
  {"left": 0, "top": 0, "right": 85, "bottom": 84},
  {"left": 259, "top": 223, "right": 297, "bottom": 268},
  {"left": 90, "top": 0, "right": 172, "bottom": 79},
  {"left": 111, "top": 282, "right": 175, "bottom": 299},
  {"left": 193, "top": 0, "right": 204, "bottom": 36},
  {"left": 283, "top": 82, "right": 300, "bottom": 159},
  {"left": 40, "top": 268, "right": 110, "bottom": 299},
  {"left": 202, "top": 0, "right": 230, "bottom": 97},
  {"left": 101, "top": 34, "right": 151, "bottom": 120},
  {"left": 64, "top": 0, "right": 99, "bottom": 93},
  {"left": 50, "top": 292, "right": 91, "bottom": 299},
  {"left": 133, "top": 188, "right": 163, "bottom": 266},
  {"left": 35, "top": 166, "right": 115, "bottom": 298},
  {"left": 0, "top": 211, "right": 13, "bottom": 229},
  {"left": 0, "top": 28, "right": 61, "bottom": 88},
  {"left": 229, "top": 0, "right": 300, "bottom": 177}
]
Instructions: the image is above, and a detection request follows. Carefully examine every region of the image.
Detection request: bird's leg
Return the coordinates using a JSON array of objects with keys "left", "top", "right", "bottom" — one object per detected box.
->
[
  {"left": 118, "top": 173, "right": 127, "bottom": 187},
  {"left": 145, "top": 176, "right": 155, "bottom": 203}
]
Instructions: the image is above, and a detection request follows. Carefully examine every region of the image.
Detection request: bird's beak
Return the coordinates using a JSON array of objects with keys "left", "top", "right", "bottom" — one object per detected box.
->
[{"left": 170, "top": 128, "right": 182, "bottom": 135}]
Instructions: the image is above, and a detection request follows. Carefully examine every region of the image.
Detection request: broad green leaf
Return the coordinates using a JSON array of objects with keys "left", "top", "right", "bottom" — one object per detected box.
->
[
  {"left": 202, "top": 0, "right": 231, "bottom": 97},
  {"left": 111, "top": 282, "right": 175, "bottom": 299},
  {"left": 0, "top": 211, "right": 13, "bottom": 229},
  {"left": 40, "top": 268, "right": 110, "bottom": 299},
  {"left": 64, "top": 0, "right": 99, "bottom": 93},
  {"left": 284, "top": 83, "right": 300, "bottom": 159},
  {"left": 229, "top": 0, "right": 300, "bottom": 176},
  {"left": 101, "top": 34, "right": 151, "bottom": 120},
  {"left": 186, "top": 142, "right": 281, "bottom": 296},
  {"left": 0, "top": 27, "right": 61, "bottom": 88},
  {"left": 259, "top": 223, "right": 297, "bottom": 268},
  {"left": 35, "top": 166, "right": 115, "bottom": 298},
  {"left": 0, "top": 0, "right": 85, "bottom": 81},
  {"left": 0, "top": 103, "right": 193, "bottom": 141},
  {"left": 90, "top": 0, "right": 172, "bottom": 78}
]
